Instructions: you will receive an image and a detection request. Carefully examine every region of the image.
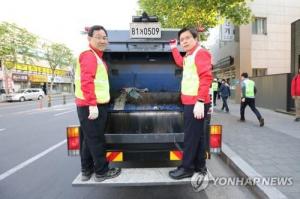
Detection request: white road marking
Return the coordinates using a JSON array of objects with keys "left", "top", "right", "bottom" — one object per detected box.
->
[
  {"left": 12, "top": 103, "right": 75, "bottom": 115},
  {"left": 0, "top": 101, "right": 34, "bottom": 110},
  {"left": 54, "top": 110, "right": 75, "bottom": 116},
  {"left": 27, "top": 108, "right": 70, "bottom": 115},
  {"left": 0, "top": 128, "right": 5, "bottom": 132},
  {"left": 54, "top": 108, "right": 69, "bottom": 111},
  {"left": 0, "top": 140, "right": 66, "bottom": 181},
  {"left": 0, "top": 96, "right": 72, "bottom": 110}
]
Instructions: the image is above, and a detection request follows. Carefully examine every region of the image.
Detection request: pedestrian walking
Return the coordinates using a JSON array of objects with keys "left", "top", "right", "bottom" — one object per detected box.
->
[
  {"left": 239, "top": 72, "right": 264, "bottom": 127},
  {"left": 212, "top": 78, "right": 218, "bottom": 106},
  {"left": 220, "top": 79, "right": 230, "bottom": 112}
]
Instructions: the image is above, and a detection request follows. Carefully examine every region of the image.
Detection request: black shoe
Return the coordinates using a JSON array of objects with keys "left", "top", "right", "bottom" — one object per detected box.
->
[
  {"left": 94, "top": 168, "right": 121, "bottom": 182},
  {"left": 81, "top": 170, "right": 93, "bottom": 181},
  {"left": 259, "top": 118, "right": 264, "bottom": 127},
  {"left": 295, "top": 118, "right": 300, "bottom": 122},
  {"left": 238, "top": 119, "right": 245, "bottom": 122},
  {"left": 169, "top": 168, "right": 177, "bottom": 175},
  {"left": 195, "top": 167, "right": 207, "bottom": 174},
  {"left": 169, "top": 167, "right": 194, "bottom": 180}
]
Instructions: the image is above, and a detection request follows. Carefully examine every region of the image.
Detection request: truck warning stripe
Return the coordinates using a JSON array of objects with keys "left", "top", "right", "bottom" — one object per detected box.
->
[
  {"left": 106, "top": 152, "right": 123, "bottom": 162},
  {"left": 170, "top": 151, "right": 183, "bottom": 160}
]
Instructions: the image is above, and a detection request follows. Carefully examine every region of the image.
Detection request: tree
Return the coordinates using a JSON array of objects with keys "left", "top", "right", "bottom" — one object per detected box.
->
[
  {"left": 0, "top": 22, "right": 38, "bottom": 69},
  {"left": 0, "top": 22, "right": 38, "bottom": 93},
  {"left": 138, "top": 0, "right": 253, "bottom": 37},
  {"left": 43, "top": 43, "right": 74, "bottom": 94}
]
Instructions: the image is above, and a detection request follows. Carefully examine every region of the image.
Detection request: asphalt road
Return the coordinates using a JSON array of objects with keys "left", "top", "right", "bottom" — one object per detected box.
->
[{"left": 0, "top": 99, "right": 258, "bottom": 199}]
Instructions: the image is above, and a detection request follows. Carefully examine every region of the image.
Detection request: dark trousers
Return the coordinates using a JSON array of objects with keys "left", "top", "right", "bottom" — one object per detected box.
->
[
  {"left": 221, "top": 96, "right": 229, "bottom": 112},
  {"left": 77, "top": 104, "right": 109, "bottom": 175},
  {"left": 181, "top": 104, "right": 210, "bottom": 171},
  {"left": 240, "top": 98, "right": 262, "bottom": 121},
  {"left": 213, "top": 91, "right": 218, "bottom": 105}
]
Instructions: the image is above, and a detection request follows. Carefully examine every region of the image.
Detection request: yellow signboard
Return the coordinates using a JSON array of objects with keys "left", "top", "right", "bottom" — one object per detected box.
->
[
  {"left": 5, "top": 61, "right": 69, "bottom": 77},
  {"left": 16, "top": 64, "right": 28, "bottom": 71},
  {"left": 29, "top": 75, "right": 48, "bottom": 83}
]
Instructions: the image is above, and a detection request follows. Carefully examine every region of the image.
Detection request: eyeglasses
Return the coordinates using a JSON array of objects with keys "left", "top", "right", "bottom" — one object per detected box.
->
[
  {"left": 180, "top": 35, "right": 193, "bottom": 43},
  {"left": 92, "top": 36, "right": 108, "bottom": 41}
]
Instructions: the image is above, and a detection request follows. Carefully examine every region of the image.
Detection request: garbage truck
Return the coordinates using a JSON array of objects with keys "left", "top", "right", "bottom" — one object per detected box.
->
[{"left": 67, "top": 15, "right": 222, "bottom": 186}]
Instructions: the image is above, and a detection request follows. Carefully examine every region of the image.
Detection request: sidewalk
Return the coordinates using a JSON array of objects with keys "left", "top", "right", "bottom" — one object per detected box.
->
[{"left": 212, "top": 99, "right": 300, "bottom": 199}]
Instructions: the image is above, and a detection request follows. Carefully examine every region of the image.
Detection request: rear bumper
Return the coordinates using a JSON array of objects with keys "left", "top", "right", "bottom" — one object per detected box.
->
[
  {"left": 105, "top": 133, "right": 183, "bottom": 144},
  {"left": 105, "top": 133, "right": 184, "bottom": 162},
  {"left": 105, "top": 132, "right": 182, "bottom": 148},
  {"left": 68, "top": 124, "right": 215, "bottom": 161}
]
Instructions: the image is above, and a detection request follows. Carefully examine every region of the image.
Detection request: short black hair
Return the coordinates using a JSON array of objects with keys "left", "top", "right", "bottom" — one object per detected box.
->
[
  {"left": 178, "top": 27, "right": 198, "bottom": 40},
  {"left": 241, "top": 72, "right": 248, "bottom": 78},
  {"left": 88, "top": 25, "right": 108, "bottom": 37}
]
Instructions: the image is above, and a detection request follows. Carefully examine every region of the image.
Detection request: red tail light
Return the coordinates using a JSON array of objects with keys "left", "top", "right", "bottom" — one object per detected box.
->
[
  {"left": 68, "top": 137, "right": 79, "bottom": 150},
  {"left": 67, "top": 126, "right": 80, "bottom": 156},
  {"left": 210, "top": 125, "right": 222, "bottom": 153}
]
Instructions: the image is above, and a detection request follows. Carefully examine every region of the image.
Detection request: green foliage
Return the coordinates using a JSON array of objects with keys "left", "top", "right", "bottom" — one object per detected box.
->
[
  {"left": 43, "top": 43, "right": 74, "bottom": 93},
  {"left": 43, "top": 43, "right": 73, "bottom": 71},
  {"left": 138, "top": 0, "right": 252, "bottom": 37},
  {"left": 0, "top": 22, "right": 38, "bottom": 69},
  {"left": 0, "top": 21, "right": 75, "bottom": 94}
]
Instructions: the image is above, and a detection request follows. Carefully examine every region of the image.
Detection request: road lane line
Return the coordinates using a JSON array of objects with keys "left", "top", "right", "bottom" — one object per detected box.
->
[
  {"left": 0, "top": 140, "right": 66, "bottom": 181},
  {"left": 0, "top": 101, "right": 40, "bottom": 110},
  {"left": 27, "top": 107, "right": 71, "bottom": 115},
  {"left": 0, "top": 96, "right": 73, "bottom": 110},
  {"left": 54, "top": 110, "right": 75, "bottom": 116},
  {"left": 0, "top": 128, "right": 5, "bottom": 132},
  {"left": 12, "top": 103, "right": 75, "bottom": 115}
]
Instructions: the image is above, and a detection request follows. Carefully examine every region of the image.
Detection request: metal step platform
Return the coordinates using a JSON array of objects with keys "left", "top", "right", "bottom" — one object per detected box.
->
[{"left": 72, "top": 167, "right": 214, "bottom": 187}]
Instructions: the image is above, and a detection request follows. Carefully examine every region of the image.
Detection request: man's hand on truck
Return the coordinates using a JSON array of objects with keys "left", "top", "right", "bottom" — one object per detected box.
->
[
  {"left": 169, "top": 39, "right": 177, "bottom": 49},
  {"left": 88, "top": 105, "right": 99, "bottom": 120},
  {"left": 193, "top": 101, "right": 205, "bottom": 119}
]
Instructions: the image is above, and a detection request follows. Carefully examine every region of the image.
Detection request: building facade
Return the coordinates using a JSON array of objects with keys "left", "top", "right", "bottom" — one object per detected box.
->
[
  {"left": 0, "top": 61, "right": 73, "bottom": 94},
  {"left": 208, "top": 0, "right": 300, "bottom": 85}
]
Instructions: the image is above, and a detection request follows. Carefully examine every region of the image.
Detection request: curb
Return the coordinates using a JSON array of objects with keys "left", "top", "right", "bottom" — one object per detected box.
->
[
  {"left": 220, "top": 143, "right": 288, "bottom": 199},
  {"left": 275, "top": 109, "right": 295, "bottom": 116}
]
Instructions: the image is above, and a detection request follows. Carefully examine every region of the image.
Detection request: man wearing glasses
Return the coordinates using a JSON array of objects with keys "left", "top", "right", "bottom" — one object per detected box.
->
[
  {"left": 75, "top": 25, "right": 121, "bottom": 182},
  {"left": 169, "top": 28, "right": 212, "bottom": 179}
]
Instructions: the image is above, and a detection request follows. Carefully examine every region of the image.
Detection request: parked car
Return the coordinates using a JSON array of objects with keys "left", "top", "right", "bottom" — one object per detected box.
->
[
  {"left": 0, "top": 88, "right": 5, "bottom": 94},
  {"left": 0, "top": 88, "right": 6, "bottom": 102},
  {"left": 6, "top": 88, "right": 45, "bottom": 102}
]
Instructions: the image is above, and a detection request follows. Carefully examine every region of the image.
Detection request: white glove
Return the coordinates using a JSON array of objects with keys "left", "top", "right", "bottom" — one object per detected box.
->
[
  {"left": 169, "top": 39, "right": 177, "bottom": 49},
  {"left": 193, "top": 101, "right": 205, "bottom": 119},
  {"left": 88, "top": 105, "right": 99, "bottom": 120}
]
